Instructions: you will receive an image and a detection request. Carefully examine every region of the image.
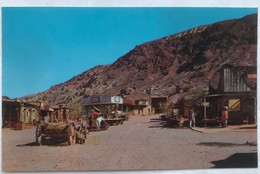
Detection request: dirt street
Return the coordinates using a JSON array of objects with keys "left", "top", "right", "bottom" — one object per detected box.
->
[{"left": 2, "top": 115, "right": 257, "bottom": 172}]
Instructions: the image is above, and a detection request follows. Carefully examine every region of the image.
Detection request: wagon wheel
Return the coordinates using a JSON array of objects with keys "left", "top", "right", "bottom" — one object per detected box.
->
[
  {"left": 85, "top": 119, "right": 90, "bottom": 133},
  {"left": 104, "top": 121, "right": 108, "bottom": 130},
  {"left": 81, "top": 126, "right": 87, "bottom": 144},
  {"left": 100, "top": 120, "right": 105, "bottom": 130},
  {"left": 85, "top": 125, "right": 89, "bottom": 134},
  {"left": 83, "top": 125, "right": 88, "bottom": 139},
  {"left": 67, "top": 124, "right": 76, "bottom": 145},
  {"left": 178, "top": 122, "right": 183, "bottom": 128},
  {"left": 36, "top": 124, "right": 42, "bottom": 146}
]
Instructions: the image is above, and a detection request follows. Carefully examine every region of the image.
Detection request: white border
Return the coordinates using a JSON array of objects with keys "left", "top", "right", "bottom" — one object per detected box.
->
[
  {"left": 0, "top": 0, "right": 259, "bottom": 7},
  {"left": 0, "top": 1, "right": 259, "bottom": 174}
]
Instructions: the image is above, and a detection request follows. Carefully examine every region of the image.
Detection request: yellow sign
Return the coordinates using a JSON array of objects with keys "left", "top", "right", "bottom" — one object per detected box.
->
[
  {"left": 228, "top": 99, "right": 240, "bottom": 111},
  {"left": 201, "top": 102, "right": 209, "bottom": 107}
]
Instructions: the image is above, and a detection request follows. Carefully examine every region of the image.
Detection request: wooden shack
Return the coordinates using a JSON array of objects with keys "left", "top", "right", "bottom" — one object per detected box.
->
[
  {"left": 123, "top": 99, "right": 152, "bottom": 116},
  {"left": 123, "top": 99, "right": 134, "bottom": 113},
  {"left": 151, "top": 96, "right": 169, "bottom": 113},
  {"left": 133, "top": 99, "right": 151, "bottom": 115},
  {"left": 205, "top": 65, "right": 256, "bottom": 124},
  {"left": 2, "top": 98, "right": 41, "bottom": 129}
]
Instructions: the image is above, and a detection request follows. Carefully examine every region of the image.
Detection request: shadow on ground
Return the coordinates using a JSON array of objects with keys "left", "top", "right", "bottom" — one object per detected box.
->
[
  {"left": 239, "top": 126, "right": 257, "bottom": 129},
  {"left": 211, "top": 153, "right": 258, "bottom": 168},
  {"left": 148, "top": 116, "right": 190, "bottom": 129},
  {"left": 17, "top": 142, "right": 38, "bottom": 146},
  {"left": 198, "top": 141, "right": 257, "bottom": 147},
  {"left": 17, "top": 138, "right": 69, "bottom": 147},
  {"left": 149, "top": 118, "right": 162, "bottom": 122}
]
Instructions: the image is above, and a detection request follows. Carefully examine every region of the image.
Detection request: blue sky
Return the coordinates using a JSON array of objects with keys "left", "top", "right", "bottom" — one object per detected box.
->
[{"left": 2, "top": 7, "right": 257, "bottom": 99}]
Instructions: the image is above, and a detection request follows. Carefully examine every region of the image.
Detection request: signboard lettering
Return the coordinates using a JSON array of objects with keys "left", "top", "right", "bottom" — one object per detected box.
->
[
  {"left": 91, "top": 97, "right": 100, "bottom": 103},
  {"left": 166, "top": 25, "right": 209, "bottom": 41}
]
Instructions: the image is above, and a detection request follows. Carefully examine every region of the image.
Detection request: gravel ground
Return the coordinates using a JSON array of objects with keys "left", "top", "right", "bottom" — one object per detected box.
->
[{"left": 2, "top": 115, "right": 257, "bottom": 172}]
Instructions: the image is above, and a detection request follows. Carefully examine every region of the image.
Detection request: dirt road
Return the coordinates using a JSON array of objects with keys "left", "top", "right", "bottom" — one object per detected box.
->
[{"left": 2, "top": 115, "right": 257, "bottom": 171}]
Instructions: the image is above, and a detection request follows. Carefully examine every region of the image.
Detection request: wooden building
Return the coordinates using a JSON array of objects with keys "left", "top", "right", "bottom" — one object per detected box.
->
[
  {"left": 204, "top": 66, "right": 256, "bottom": 124},
  {"left": 123, "top": 98, "right": 152, "bottom": 116},
  {"left": 173, "top": 98, "right": 194, "bottom": 118},
  {"left": 2, "top": 98, "right": 41, "bottom": 129},
  {"left": 123, "top": 99, "right": 134, "bottom": 113},
  {"left": 2, "top": 98, "right": 70, "bottom": 129},
  {"left": 133, "top": 99, "right": 151, "bottom": 115},
  {"left": 83, "top": 96, "right": 123, "bottom": 116},
  {"left": 151, "top": 96, "right": 169, "bottom": 113}
]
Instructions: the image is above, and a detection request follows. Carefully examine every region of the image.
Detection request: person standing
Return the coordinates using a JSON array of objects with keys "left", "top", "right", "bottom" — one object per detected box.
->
[
  {"left": 222, "top": 106, "right": 229, "bottom": 127},
  {"left": 77, "top": 113, "right": 80, "bottom": 122},
  {"left": 189, "top": 110, "right": 196, "bottom": 128}
]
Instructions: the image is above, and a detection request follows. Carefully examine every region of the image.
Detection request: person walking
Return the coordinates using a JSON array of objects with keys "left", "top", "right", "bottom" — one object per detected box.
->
[{"left": 189, "top": 110, "right": 196, "bottom": 128}]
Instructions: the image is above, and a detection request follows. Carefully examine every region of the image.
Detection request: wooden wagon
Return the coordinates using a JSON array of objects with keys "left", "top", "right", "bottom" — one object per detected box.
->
[{"left": 36, "top": 122, "right": 88, "bottom": 146}]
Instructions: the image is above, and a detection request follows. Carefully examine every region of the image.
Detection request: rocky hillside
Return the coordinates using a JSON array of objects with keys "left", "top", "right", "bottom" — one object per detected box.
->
[{"left": 23, "top": 14, "right": 257, "bottom": 104}]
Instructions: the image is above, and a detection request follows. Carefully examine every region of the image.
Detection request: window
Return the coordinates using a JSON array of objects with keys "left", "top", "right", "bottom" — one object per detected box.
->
[{"left": 228, "top": 99, "right": 240, "bottom": 111}]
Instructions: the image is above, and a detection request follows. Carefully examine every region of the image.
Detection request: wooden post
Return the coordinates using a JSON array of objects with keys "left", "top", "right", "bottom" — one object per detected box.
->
[
  {"left": 19, "top": 103, "right": 24, "bottom": 123},
  {"left": 16, "top": 107, "right": 19, "bottom": 123},
  {"left": 38, "top": 107, "right": 41, "bottom": 123},
  {"left": 64, "top": 109, "right": 69, "bottom": 122},
  {"left": 204, "top": 97, "right": 207, "bottom": 127},
  {"left": 60, "top": 108, "right": 63, "bottom": 122},
  {"left": 8, "top": 106, "right": 12, "bottom": 122},
  {"left": 47, "top": 111, "right": 50, "bottom": 123},
  {"left": 29, "top": 107, "right": 33, "bottom": 123},
  {"left": 254, "top": 96, "right": 257, "bottom": 124},
  {"left": 204, "top": 97, "right": 207, "bottom": 120},
  {"left": 58, "top": 109, "right": 61, "bottom": 122},
  {"left": 63, "top": 109, "right": 66, "bottom": 122},
  {"left": 50, "top": 111, "right": 53, "bottom": 123}
]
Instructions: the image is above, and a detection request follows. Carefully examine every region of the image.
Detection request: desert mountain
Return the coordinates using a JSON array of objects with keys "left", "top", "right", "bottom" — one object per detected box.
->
[{"left": 22, "top": 14, "right": 257, "bottom": 105}]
